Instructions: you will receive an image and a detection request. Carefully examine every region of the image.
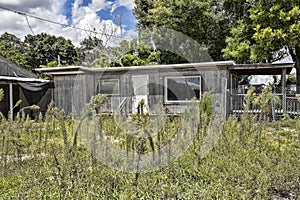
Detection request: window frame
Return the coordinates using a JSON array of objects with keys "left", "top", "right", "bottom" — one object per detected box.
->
[
  {"left": 98, "top": 79, "right": 120, "bottom": 96},
  {"left": 164, "top": 76, "right": 202, "bottom": 103}
]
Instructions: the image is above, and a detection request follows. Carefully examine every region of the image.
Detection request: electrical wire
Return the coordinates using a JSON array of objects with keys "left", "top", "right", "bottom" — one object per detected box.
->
[
  {"left": 25, "top": 15, "right": 35, "bottom": 35},
  {"left": 0, "top": 5, "right": 135, "bottom": 40}
]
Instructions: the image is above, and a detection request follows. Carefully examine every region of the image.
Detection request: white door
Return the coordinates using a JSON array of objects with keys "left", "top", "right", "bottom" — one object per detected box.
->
[{"left": 132, "top": 75, "right": 148, "bottom": 113}]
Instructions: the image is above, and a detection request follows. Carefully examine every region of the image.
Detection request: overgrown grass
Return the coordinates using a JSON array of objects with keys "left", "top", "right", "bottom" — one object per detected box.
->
[{"left": 0, "top": 90, "right": 299, "bottom": 199}]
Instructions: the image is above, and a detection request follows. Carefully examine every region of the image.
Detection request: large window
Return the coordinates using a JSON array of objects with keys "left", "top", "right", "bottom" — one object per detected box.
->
[
  {"left": 98, "top": 79, "right": 119, "bottom": 95},
  {"left": 165, "top": 76, "right": 201, "bottom": 102}
]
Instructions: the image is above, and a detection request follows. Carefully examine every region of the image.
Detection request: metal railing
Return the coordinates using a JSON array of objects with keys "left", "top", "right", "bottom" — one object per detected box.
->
[{"left": 230, "top": 85, "right": 300, "bottom": 119}]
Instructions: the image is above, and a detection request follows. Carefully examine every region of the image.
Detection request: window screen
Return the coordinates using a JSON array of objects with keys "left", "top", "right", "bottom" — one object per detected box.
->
[
  {"left": 165, "top": 76, "right": 201, "bottom": 102},
  {"left": 98, "top": 79, "right": 119, "bottom": 95}
]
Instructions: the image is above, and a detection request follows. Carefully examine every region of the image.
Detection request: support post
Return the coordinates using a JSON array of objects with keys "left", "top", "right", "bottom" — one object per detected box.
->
[
  {"left": 282, "top": 68, "right": 287, "bottom": 114},
  {"left": 9, "top": 83, "right": 13, "bottom": 121},
  {"left": 229, "top": 73, "right": 233, "bottom": 114}
]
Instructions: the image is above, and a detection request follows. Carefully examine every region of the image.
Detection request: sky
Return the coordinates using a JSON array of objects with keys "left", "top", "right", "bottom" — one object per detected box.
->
[{"left": 0, "top": 0, "right": 138, "bottom": 46}]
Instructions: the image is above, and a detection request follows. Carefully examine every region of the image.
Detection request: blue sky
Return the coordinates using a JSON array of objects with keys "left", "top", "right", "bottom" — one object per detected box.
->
[
  {"left": 63, "top": 0, "right": 136, "bottom": 31},
  {"left": 0, "top": 0, "right": 137, "bottom": 45}
]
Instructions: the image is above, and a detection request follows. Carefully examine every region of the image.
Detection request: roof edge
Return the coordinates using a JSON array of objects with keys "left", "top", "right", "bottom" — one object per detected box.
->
[
  {"left": 0, "top": 76, "right": 50, "bottom": 83},
  {"left": 34, "top": 61, "right": 236, "bottom": 74}
]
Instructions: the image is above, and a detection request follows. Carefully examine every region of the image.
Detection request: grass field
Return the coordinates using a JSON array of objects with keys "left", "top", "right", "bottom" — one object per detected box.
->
[{"left": 0, "top": 91, "right": 299, "bottom": 199}]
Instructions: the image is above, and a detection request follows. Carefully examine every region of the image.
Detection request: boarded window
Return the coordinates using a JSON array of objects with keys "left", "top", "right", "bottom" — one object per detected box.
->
[
  {"left": 132, "top": 75, "right": 148, "bottom": 95},
  {"left": 98, "top": 79, "right": 119, "bottom": 95},
  {"left": 165, "top": 76, "right": 201, "bottom": 102}
]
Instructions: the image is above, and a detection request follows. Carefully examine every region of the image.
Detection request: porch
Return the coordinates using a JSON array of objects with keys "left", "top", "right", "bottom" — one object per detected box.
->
[{"left": 228, "top": 63, "right": 300, "bottom": 120}]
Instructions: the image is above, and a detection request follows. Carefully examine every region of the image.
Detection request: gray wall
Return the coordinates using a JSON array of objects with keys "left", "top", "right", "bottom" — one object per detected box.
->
[
  {"left": 54, "top": 73, "right": 94, "bottom": 115},
  {"left": 51, "top": 66, "right": 229, "bottom": 115}
]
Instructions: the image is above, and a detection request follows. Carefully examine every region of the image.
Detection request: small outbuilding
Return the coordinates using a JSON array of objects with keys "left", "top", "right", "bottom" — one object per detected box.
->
[
  {"left": 36, "top": 61, "right": 297, "bottom": 119},
  {"left": 0, "top": 55, "right": 53, "bottom": 119}
]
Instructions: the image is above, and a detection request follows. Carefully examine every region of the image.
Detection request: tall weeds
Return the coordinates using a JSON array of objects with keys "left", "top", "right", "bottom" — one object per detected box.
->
[{"left": 0, "top": 89, "right": 299, "bottom": 199}]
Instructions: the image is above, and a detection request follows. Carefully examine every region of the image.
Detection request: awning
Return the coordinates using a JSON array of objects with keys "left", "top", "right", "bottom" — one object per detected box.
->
[
  {"left": 0, "top": 76, "right": 53, "bottom": 120},
  {"left": 228, "top": 63, "right": 294, "bottom": 75},
  {"left": 0, "top": 75, "right": 54, "bottom": 92}
]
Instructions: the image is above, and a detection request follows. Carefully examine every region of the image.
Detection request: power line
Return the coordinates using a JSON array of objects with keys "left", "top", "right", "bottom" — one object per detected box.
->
[
  {"left": 25, "top": 15, "right": 35, "bottom": 35},
  {"left": 0, "top": 5, "right": 135, "bottom": 40}
]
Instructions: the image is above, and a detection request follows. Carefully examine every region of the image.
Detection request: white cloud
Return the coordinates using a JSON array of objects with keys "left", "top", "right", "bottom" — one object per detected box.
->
[
  {"left": 111, "top": 0, "right": 135, "bottom": 12},
  {"left": 0, "top": 0, "right": 69, "bottom": 38},
  {"left": 0, "top": 10, "right": 30, "bottom": 39},
  {"left": 0, "top": 0, "right": 136, "bottom": 47},
  {"left": 123, "top": 29, "right": 138, "bottom": 40},
  {"left": 70, "top": 0, "right": 122, "bottom": 46},
  {"left": 90, "top": 0, "right": 106, "bottom": 11},
  {"left": 0, "top": 0, "right": 52, "bottom": 11}
]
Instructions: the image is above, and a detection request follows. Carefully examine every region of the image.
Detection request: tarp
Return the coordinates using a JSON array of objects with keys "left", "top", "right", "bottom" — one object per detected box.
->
[
  {"left": 18, "top": 82, "right": 54, "bottom": 92},
  {"left": 18, "top": 82, "right": 54, "bottom": 106}
]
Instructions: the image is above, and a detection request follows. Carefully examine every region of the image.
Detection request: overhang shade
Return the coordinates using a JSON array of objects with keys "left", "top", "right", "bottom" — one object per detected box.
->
[{"left": 228, "top": 63, "right": 294, "bottom": 75}]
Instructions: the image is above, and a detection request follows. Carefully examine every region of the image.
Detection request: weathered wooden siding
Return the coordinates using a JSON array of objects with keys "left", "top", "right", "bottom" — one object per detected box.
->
[
  {"left": 90, "top": 66, "right": 229, "bottom": 115},
  {"left": 54, "top": 74, "right": 95, "bottom": 115}
]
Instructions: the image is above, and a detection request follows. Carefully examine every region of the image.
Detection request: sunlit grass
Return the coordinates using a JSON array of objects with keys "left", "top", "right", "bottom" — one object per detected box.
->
[{"left": 0, "top": 92, "right": 299, "bottom": 199}]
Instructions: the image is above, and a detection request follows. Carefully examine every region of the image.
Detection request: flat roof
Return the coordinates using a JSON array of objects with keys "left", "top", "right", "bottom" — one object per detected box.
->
[
  {"left": 34, "top": 61, "right": 295, "bottom": 76},
  {"left": 34, "top": 61, "right": 235, "bottom": 75}
]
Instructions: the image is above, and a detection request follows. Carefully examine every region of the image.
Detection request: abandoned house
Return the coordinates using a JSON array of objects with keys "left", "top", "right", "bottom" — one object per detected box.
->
[
  {"left": 0, "top": 55, "right": 53, "bottom": 119},
  {"left": 36, "top": 61, "right": 298, "bottom": 119}
]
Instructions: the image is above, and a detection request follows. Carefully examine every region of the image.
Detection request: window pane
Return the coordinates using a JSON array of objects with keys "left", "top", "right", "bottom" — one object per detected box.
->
[
  {"left": 99, "top": 79, "right": 119, "bottom": 95},
  {"left": 167, "top": 77, "right": 200, "bottom": 101},
  {"left": 133, "top": 75, "right": 148, "bottom": 95}
]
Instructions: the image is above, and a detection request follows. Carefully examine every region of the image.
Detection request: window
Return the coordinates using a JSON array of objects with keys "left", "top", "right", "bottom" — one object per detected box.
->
[
  {"left": 132, "top": 75, "right": 148, "bottom": 95},
  {"left": 165, "top": 76, "right": 201, "bottom": 102},
  {"left": 98, "top": 79, "right": 119, "bottom": 95}
]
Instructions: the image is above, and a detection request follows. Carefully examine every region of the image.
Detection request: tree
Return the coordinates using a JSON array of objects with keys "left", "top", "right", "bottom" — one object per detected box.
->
[
  {"left": 114, "top": 41, "right": 161, "bottom": 67},
  {"left": 95, "top": 40, "right": 161, "bottom": 68},
  {"left": 25, "top": 33, "right": 79, "bottom": 68},
  {"left": 78, "top": 36, "right": 103, "bottom": 66},
  {"left": 134, "top": 0, "right": 154, "bottom": 29},
  {"left": 223, "top": 0, "right": 251, "bottom": 23},
  {"left": 223, "top": 0, "right": 300, "bottom": 86},
  {"left": 134, "top": 0, "right": 228, "bottom": 61},
  {"left": 0, "top": 32, "right": 30, "bottom": 70}
]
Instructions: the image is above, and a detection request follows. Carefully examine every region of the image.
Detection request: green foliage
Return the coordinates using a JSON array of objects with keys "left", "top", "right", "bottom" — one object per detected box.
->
[
  {"left": 243, "top": 86, "right": 256, "bottom": 111},
  {"left": 223, "top": 0, "right": 300, "bottom": 84},
  {"left": 134, "top": 0, "right": 154, "bottom": 29},
  {"left": 199, "top": 92, "right": 213, "bottom": 121},
  {"left": 130, "top": 99, "right": 150, "bottom": 127},
  {"left": 0, "top": 89, "right": 3, "bottom": 102},
  {"left": 40, "top": 61, "right": 58, "bottom": 68},
  {"left": 0, "top": 32, "right": 31, "bottom": 70},
  {"left": 296, "top": 94, "right": 300, "bottom": 102},
  {"left": 136, "top": 0, "right": 227, "bottom": 61},
  {"left": 0, "top": 92, "right": 299, "bottom": 199},
  {"left": 0, "top": 32, "right": 80, "bottom": 70},
  {"left": 222, "top": 20, "right": 253, "bottom": 63},
  {"left": 91, "top": 94, "right": 107, "bottom": 110},
  {"left": 121, "top": 43, "right": 161, "bottom": 66},
  {"left": 287, "top": 73, "right": 297, "bottom": 84},
  {"left": 78, "top": 36, "right": 103, "bottom": 66},
  {"left": 25, "top": 33, "right": 79, "bottom": 68},
  {"left": 253, "top": 86, "right": 281, "bottom": 116},
  {"left": 96, "top": 40, "right": 161, "bottom": 68}
]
